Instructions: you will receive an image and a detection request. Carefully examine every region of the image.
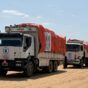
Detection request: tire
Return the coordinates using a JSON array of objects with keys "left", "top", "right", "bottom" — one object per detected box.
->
[
  {"left": 80, "top": 58, "right": 85, "bottom": 68},
  {"left": 86, "top": 63, "right": 88, "bottom": 67},
  {"left": 63, "top": 57, "right": 67, "bottom": 69},
  {"left": 45, "top": 61, "right": 53, "bottom": 73},
  {"left": 0, "top": 68, "right": 7, "bottom": 76},
  {"left": 24, "top": 61, "right": 34, "bottom": 77},
  {"left": 80, "top": 62, "right": 84, "bottom": 68},
  {"left": 53, "top": 61, "right": 58, "bottom": 72}
]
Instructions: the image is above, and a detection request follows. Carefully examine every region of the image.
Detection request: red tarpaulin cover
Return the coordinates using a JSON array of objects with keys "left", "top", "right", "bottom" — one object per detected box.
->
[
  {"left": 84, "top": 44, "right": 88, "bottom": 50},
  {"left": 18, "top": 23, "right": 66, "bottom": 55}
]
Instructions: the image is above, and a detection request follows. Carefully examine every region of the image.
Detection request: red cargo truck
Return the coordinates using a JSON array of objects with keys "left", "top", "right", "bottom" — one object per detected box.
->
[{"left": 0, "top": 23, "right": 66, "bottom": 76}]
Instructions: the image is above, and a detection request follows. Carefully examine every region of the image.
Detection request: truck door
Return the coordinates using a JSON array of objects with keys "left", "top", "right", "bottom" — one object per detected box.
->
[{"left": 21, "top": 36, "right": 34, "bottom": 58}]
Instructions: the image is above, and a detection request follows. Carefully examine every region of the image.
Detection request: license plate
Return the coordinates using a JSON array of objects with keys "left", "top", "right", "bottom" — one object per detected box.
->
[
  {"left": 73, "top": 61, "right": 80, "bottom": 64},
  {"left": 16, "top": 63, "right": 21, "bottom": 67}
]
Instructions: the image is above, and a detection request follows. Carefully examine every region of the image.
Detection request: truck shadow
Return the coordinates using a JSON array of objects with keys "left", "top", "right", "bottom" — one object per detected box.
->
[
  {"left": 30, "top": 70, "right": 66, "bottom": 80},
  {"left": 0, "top": 70, "right": 66, "bottom": 81}
]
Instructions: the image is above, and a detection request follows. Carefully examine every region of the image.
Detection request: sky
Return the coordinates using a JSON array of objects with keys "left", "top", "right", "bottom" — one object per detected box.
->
[{"left": 0, "top": 0, "right": 88, "bottom": 41}]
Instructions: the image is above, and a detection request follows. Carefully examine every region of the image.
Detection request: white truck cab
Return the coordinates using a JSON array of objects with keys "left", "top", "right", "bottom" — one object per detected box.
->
[
  {"left": 0, "top": 33, "right": 34, "bottom": 60},
  {"left": 0, "top": 33, "right": 36, "bottom": 76},
  {"left": 63, "top": 39, "right": 86, "bottom": 68}
]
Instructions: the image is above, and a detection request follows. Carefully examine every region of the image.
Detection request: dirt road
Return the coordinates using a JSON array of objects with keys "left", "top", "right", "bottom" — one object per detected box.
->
[{"left": 0, "top": 65, "right": 88, "bottom": 88}]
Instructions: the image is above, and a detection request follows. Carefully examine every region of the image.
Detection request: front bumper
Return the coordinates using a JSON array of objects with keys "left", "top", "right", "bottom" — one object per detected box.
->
[
  {"left": 67, "top": 59, "right": 80, "bottom": 65},
  {"left": 0, "top": 59, "right": 27, "bottom": 70}
]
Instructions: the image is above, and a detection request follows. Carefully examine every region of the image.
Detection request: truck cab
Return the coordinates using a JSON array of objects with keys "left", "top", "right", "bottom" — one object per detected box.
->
[
  {"left": 64, "top": 39, "right": 85, "bottom": 68},
  {"left": 0, "top": 33, "right": 35, "bottom": 76}
]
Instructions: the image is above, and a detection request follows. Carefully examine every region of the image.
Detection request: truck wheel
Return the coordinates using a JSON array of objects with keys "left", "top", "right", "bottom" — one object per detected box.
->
[
  {"left": 80, "top": 62, "right": 84, "bottom": 68},
  {"left": 80, "top": 58, "right": 85, "bottom": 68},
  {"left": 45, "top": 61, "right": 53, "bottom": 73},
  {"left": 48, "top": 61, "right": 53, "bottom": 73},
  {"left": 53, "top": 61, "right": 58, "bottom": 72},
  {"left": 86, "top": 63, "right": 88, "bottom": 67},
  {"left": 63, "top": 57, "right": 67, "bottom": 69},
  {"left": 0, "top": 69, "right": 7, "bottom": 76},
  {"left": 24, "top": 61, "right": 34, "bottom": 77}
]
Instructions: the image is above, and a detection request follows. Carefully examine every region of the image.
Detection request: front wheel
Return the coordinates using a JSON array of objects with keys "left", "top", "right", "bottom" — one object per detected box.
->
[
  {"left": 63, "top": 57, "right": 67, "bottom": 69},
  {"left": 0, "top": 68, "right": 7, "bottom": 76},
  {"left": 24, "top": 61, "right": 34, "bottom": 77},
  {"left": 80, "top": 58, "right": 85, "bottom": 68}
]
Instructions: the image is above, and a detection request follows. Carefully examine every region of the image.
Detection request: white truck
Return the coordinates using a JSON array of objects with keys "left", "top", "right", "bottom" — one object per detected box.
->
[
  {"left": 63, "top": 39, "right": 88, "bottom": 68},
  {"left": 0, "top": 23, "right": 66, "bottom": 76}
]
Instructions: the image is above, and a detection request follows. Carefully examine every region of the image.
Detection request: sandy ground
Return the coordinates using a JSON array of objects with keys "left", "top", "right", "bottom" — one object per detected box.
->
[{"left": 0, "top": 65, "right": 88, "bottom": 88}]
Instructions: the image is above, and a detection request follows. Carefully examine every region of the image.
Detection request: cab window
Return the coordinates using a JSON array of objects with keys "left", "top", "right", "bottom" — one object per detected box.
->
[{"left": 23, "top": 36, "right": 32, "bottom": 51}]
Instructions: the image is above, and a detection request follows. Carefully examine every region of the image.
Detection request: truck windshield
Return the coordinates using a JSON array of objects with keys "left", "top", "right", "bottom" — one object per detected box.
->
[
  {"left": 66, "top": 44, "right": 83, "bottom": 51},
  {"left": 0, "top": 38, "right": 22, "bottom": 46}
]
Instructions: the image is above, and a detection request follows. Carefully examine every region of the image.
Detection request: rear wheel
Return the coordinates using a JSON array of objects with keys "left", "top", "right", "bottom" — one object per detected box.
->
[
  {"left": 24, "top": 61, "right": 34, "bottom": 77},
  {"left": 44, "top": 61, "right": 53, "bottom": 73},
  {"left": 53, "top": 61, "right": 58, "bottom": 72},
  {"left": 63, "top": 57, "right": 67, "bottom": 68}
]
